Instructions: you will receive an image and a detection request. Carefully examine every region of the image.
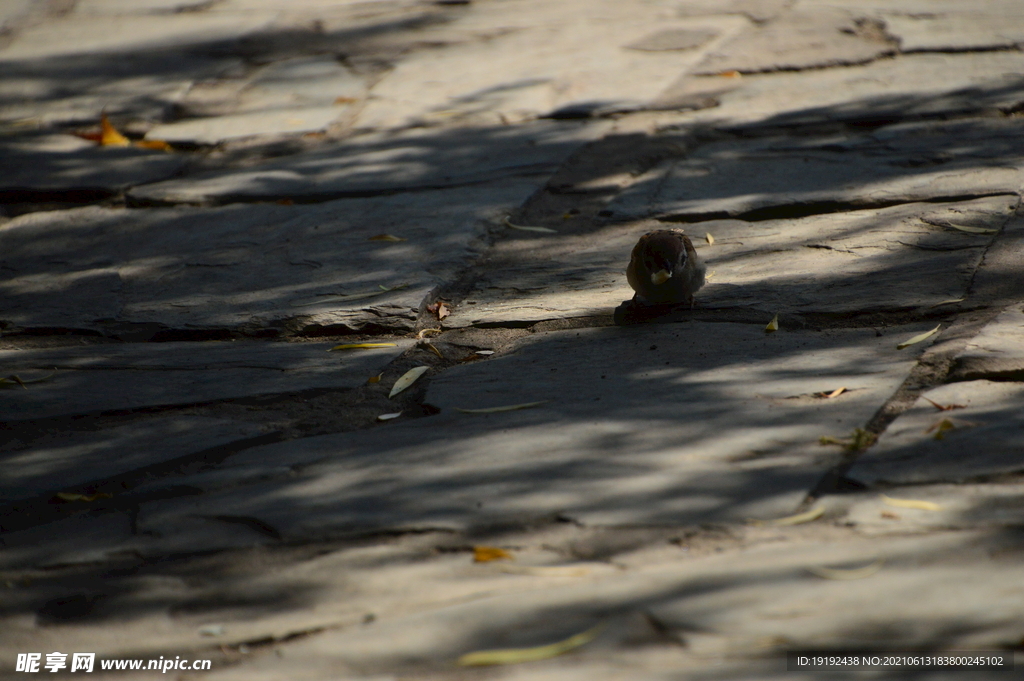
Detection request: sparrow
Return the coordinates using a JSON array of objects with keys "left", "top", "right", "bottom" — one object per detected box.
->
[{"left": 626, "top": 229, "right": 706, "bottom": 307}]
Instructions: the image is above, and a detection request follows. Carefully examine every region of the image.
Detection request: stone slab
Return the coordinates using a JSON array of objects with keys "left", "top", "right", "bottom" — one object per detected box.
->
[
  {"left": 447, "top": 197, "right": 1014, "bottom": 327},
  {"left": 848, "top": 380, "right": 1024, "bottom": 486},
  {"left": 0, "top": 54, "right": 240, "bottom": 126},
  {"left": 692, "top": 7, "right": 895, "bottom": 75},
  {"left": 840, "top": 482, "right": 1024, "bottom": 536},
  {"left": 351, "top": 2, "right": 747, "bottom": 128},
  {"left": 145, "top": 106, "right": 347, "bottom": 145},
  {"left": 882, "top": 12, "right": 1024, "bottom": 52},
  {"left": 0, "top": 340, "right": 410, "bottom": 421},
  {"left": 950, "top": 305, "right": 1024, "bottom": 381},
  {"left": 0, "top": 179, "right": 538, "bottom": 334},
  {"left": 654, "top": 51, "right": 1024, "bottom": 130},
  {"left": 125, "top": 321, "right": 928, "bottom": 551},
  {"left": 0, "top": 12, "right": 276, "bottom": 61},
  {"left": 129, "top": 120, "right": 606, "bottom": 204},
  {"left": 0, "top": 133, "right": 186, "bottom": 193},
  {"left": 611, "top": 119, "right": 1024, "bottom": 221},
  {"left": 0, "top": 416, "right": 266, "bottom": 501}
]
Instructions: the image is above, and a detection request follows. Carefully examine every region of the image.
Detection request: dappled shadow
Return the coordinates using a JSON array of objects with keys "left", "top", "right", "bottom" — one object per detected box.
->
[{"left": 3, "top": 23, "right": 1024, "bottom": 672}]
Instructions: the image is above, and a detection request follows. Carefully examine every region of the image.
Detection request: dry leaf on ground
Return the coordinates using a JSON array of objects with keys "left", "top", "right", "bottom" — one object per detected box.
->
[
  {"left": 767, "top": 504, "right": 824, "bottom": 526},
  {"left": 705, "top": 232, "right": 715, "bottom": 246},
  {"left": 389, "top": 366, "right": 428, "bottom": 398},
  {"left": 455, "top": 401, "right": 548, "bottom": 414},
  {"left": 457, "top": 624, "right": 604, "bottom": 667},
  {"left": 100, "top": 114, "right": 130, "bottom": 146},
  {"left": 473, "top": 546, "right": 513, "bottom": 562},
  {"left": 503, "top": 215, "right": 557, "bottom": 234},
  {"left": 765, "top": 314, "right": 779, "bottom": 333},
  {"left": 896, "top": 324, "right": 940, "bottom": 349},
  {"left": 921, "top": 396, "right": 966, "bottom": 411},
  {"left": 806, "top": 559, "right": 883, "bottom": 580},
  {"left": 328, "top": 342, "right": 397, "bottom": 351},
  {"left": 881, "top": 495, "right": 942, "bottom": 511}
]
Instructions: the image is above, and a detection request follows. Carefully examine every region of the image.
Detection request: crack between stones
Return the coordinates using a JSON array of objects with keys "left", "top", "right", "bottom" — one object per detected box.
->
[{"left": 656, "top": 193, "right": 1019, "bottom": 225}]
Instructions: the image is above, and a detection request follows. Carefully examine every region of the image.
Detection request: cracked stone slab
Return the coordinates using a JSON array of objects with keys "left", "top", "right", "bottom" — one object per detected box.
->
[
  {"left": 848, "top": 380, "right": 1024, "bottom": 486},
  {"left": 0, "top": 133, "right": 186, "bottom": 194},
  {"left": 0, "top": 340, "right": 410, "bottom": 421},
  {"left": 350, "top": 2, "right": 747, "bottom": 128},
  {"left": 950, "top": 305, "right": 1024, "bottom": 381},
  {"left": 0, "top": 416, "right": 267, "bottom": 502},
  {"left": 447, "top": 197, "right": 1014, "bottom": 327},
  {"left": 691, "top": 7, "right": 896, "bottom": 75},
  {"left": 194, "top": 531, "right": 1023, "bottom": 679},
  {"left": 0, "top": 54, "right": 241, "bottom": 126},
  {"left": 147, "top": 56, "right": 368, "bottom": 144},
  {"left": 128, "top": 121, "right": 606, "bottom": 204},
  {"left": 653, "top": 51, "right": 1024, "bottom": 130},
  {"left": 840, "top": 482, "right": 1024, "bottom": 536},
  {"left": 0, "top": 179, "right": 538, "bottom": 334},
  {"left": 611, "top": 119, "right": 1024, "bottom": 221},
  {"left": 124, "top": 321, "right": 929, "bottom": 552},
  {"left": 802, "top": 0, "right": 1024, "bottom": 52}
]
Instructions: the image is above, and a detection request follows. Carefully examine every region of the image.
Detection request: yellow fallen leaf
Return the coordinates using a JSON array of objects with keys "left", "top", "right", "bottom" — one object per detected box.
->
[
  {"left": 768, "top": 504, "right": 824, "bottom": 526},
  {"left": 496, "top": 564, "right": 592, "bottom": 577},
  {"left": 457, "top": 624, "right": 605, "bottom": 667},
  {"left": 806, "top": 558, "right": 884, "bottom": 580},
  {"left": 718, "top": 70, "right": 742, "bottom": 78},
  {"left": 389, "top": 366, "right": 429, "bottom": 398},
  {"left": 473, "top": 546, "right": 513, "bottom": 562},
  {"left": 765, "top": 314, "right": 779, "bottom": 333},
  {"left": 420, "top": 341, "right": 443, "bottom": 359},
  {"left": 56, "top": 492, "right": 113, "bottom": 502},
  {"left": 921, "top": 396, "right": 966, "bottom": 411},
  {"left": 377, "top": 412, "right": 402, "bottom": 421},
  {"left": 928, "top": 297, "right": 965, "bottom": 308},
  {"left": 416, "top": 328, "right": 442, "bottom": 339},
  {"left": 503, "top": 216, "right": 557, "bottom": 234},
  {"left": 135, "top": 139, "right": 172, "bottom": 152},
  {"left": 880, "top": 495, "right": 942, "bottom": 511},
  {"left": 100, "top": 114, "right": 130, "bottom": 147},
  {"left": 705, "top": 269, "right": 717, "bottom": 281},
  {"left": 896, "top": 324, "right": 940, "bottom": 349},
  {"left": 819, "top": 428, "right": 876, "bottom": 452},
  {"left": 367, "top": 373, "right": 382, "bottom": 384},
  {"left": 328, "top": 342, "right": 397, "bottom": 351},
  {"left": 368, "top": 234, "right": 407, "bottom": 242},
  {"left": 925, "top": 417, "right": 970, "bottom": 440},
  {"left": 705, "top": 232, "right": 715, "bottom": 246},
  {"left": 455, "top": 401, "right": 548, "bottom": 414},
  {"left": 813, "top": 387, "right": 846, "bottom": 399}
]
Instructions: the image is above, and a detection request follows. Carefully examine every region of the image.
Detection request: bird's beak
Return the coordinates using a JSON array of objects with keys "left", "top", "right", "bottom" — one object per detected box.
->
[{"left": 650, "top": 269, "right": 671, "bottom": 285}]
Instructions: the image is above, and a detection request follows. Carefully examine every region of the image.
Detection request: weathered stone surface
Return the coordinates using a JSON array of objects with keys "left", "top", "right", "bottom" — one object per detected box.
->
[
  {"left": 146, "top": 106, "right": 347, "bottom": 145},
  {"left": 882, "top": 12, "right": 1024, "bottom": 52},
  {"left": 0, "top": 416, "right": 265, "bottom": 501},
  {"left": 1, "top": 180, "right": 537, "bottom": 334},
  {"left": 351, "top": 2, "right": 747, "bottom": 128},
  {"left": 655, "top": 51, "right": 1024, "bottom": 130},
  {"left": 848, "top": 380, "right": 1024, "bottom": 486},
  {"left": 124, "top": 322, "right": 927, "bottom": 548},
  {"left": 148, "top": 56, "right": 368, "bottom": 143},
  {"left": 0, "top": 11, "right": 275, "bottom": 60},
  {"left": 692, "top": 7, "right": 896, "bottom": 75},
  {"left": 676, "top": 0, "right": 792, "bottom": 23},
  {"left": 0, "top": 340, "right": 410, "bottom": 421},
  {"left": 612, "top": 119, "right": 1024, "bottom": 220},
  {"left": 0, "top": 54, "right": 240, "bottom": 125},
  {"left": 951, "top": 306, "right": 1024, "bottom": 381},
  {"left": 447, "top": 197, "right": 1014, "bottom": 327},
  {"left": 624, "top": 28, "right": 719, "bottom": 52},
  {"left": 128, "top": 121, "right": 606, "bottom": 204},
  {"left": 0, "top": 133, "right": 185, "bottom": 193},
  {"left": 841, "top": 482, "right": 1024, "bottom": 535}
]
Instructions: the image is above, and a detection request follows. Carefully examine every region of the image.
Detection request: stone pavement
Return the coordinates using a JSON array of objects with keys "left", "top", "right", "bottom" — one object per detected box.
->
[{"left": 2, "top": 0, "right": 1024, "bottom": 678}]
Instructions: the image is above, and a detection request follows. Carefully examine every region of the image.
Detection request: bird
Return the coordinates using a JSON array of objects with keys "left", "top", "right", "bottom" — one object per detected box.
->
[{"left": 626, "top": 228, "right": 706, "bottom": 307}]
